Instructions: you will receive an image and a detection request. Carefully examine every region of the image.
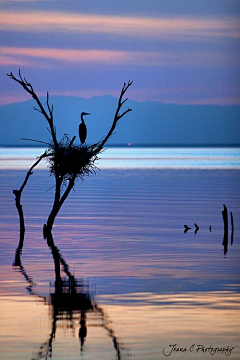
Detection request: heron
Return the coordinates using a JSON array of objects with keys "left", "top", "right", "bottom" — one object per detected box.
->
[{"left": 79, "top": 112, "right": 90, "bottom": 144}]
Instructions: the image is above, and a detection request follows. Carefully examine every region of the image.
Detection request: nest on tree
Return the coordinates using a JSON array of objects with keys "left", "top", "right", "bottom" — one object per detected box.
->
[{"left": 47, "top": 135, "right": 102, "bottom": 182}]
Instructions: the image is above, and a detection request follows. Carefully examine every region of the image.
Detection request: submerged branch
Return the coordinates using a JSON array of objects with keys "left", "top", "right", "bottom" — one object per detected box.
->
[
  {"left": 13, "top": 152, "right": 48, "bottom": 290},
  {"left": 13, "top": 151, "right": 48, "bottom": 244}
]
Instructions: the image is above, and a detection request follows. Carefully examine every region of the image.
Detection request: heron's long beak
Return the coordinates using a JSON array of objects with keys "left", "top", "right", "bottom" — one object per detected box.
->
[{"left": 81, "top": 112, "right": 91, "bottom": 121}]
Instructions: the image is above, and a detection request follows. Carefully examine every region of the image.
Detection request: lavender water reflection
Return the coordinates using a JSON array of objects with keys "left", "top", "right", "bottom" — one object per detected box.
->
[
  {"left": 10, "top": 146, "right": 125, "bottom": 359},
  {"left": 13, "top": 231, "right": 126, "bottom": 360},
  {"left": 1, "top": 167, "right": 240, "bottom": 359}
]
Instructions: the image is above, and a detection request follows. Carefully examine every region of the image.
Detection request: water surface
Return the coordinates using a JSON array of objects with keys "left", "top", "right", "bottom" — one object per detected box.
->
[
  {"left": 0, "top": 146, "right": 240, "bottom": 169},
  {"left": 0, "top": 148, "right": 240, "bottom": 359}
]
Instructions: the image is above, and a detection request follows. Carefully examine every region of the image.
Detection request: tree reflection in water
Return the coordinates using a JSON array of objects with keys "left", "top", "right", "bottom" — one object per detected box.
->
[
  {"left": 13, "top": 231, "right": 127, "bottom": 360},
  {"left": 12, "top": 148, "right": 128, "bottom": 359}
]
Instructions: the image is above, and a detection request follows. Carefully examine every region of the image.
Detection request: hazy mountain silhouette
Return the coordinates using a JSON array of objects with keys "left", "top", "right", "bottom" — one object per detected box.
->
[{"left": 1, "top": 95, "right": 240, "bottom": 146}]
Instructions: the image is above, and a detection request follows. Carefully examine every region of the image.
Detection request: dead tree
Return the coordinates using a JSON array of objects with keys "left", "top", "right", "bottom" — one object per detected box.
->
[{"left": 7, "top": 70, "right": 132, "bottom": 237}]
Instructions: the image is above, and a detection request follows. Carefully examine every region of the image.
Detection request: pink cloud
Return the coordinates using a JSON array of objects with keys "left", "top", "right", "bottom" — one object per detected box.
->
[
  {"left": 1, "top": 46, "right": 239, "bottom": 68},
  {"left": 0, "top": 11, "right": 239, "bottom": 39}
]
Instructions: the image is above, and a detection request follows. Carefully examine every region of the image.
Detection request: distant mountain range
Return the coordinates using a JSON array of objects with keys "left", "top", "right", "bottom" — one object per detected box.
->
[{"left": 0, "top": 95, "right": 240, "bottom": 146}]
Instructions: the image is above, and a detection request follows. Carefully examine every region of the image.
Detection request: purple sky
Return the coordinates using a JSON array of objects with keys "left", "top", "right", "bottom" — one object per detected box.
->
[{"left": 0, "top": 0, "right": 240, "bottom": 105}]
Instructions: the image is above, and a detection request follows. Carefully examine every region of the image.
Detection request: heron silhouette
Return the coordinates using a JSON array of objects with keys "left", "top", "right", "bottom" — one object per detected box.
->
[{"left": 79, "top": 112, "right": 90, "bottom": 144}]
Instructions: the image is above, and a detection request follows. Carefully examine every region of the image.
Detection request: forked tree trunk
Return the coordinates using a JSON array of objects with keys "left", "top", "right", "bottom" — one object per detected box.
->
[{"left": 8, "top": 71, "right": 132, "bottom": 238}]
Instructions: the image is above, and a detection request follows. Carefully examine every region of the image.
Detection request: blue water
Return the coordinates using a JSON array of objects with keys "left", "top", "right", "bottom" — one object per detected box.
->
[
  {"left": 0, "top": 147, "right": 240, "bottom": 359},
  {"left": 0, "top": 146, "right": 240, "bottom": 169}
]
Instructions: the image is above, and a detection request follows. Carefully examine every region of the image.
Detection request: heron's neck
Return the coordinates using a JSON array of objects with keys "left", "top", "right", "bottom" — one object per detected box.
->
[{"left": 81, "top": 116, "right": 84, "bottom": 123}]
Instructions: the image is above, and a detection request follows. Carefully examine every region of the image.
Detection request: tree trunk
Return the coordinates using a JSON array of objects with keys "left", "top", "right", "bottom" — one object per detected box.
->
[
  {"left": 45, "top": 177, "right": 76, "bottom": 236},
  {"left": 46, "top": 204, "right": 60, "bottom": 234}
]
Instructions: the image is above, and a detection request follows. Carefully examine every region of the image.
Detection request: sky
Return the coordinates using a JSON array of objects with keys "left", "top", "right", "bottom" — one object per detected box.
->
[{"left": 0, "top": 0, "right": 240, "bottom": 106}]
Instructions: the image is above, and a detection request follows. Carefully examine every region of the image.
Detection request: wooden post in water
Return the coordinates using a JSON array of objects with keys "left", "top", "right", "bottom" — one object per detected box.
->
[
  {"left": 222, "top": 204, "right": 228, "bottom": 256},
  {"left": 230, "top": 211, "right": 234, "bottom": 245}
]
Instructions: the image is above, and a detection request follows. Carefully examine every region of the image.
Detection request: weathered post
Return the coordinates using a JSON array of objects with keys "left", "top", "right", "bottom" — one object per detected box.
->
[{"left": 222, "top": 204, "right": 228, "bottom": 256}]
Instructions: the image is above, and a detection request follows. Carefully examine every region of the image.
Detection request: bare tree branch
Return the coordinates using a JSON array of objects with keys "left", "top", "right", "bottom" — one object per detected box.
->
[
  {"left": 93, "top": 80, "right": 133, "bottom": 154},
  {"left": 15, "top": 151, "right": 48, "bottom": 197},
  {"left": 33, "top": 106, "right": 42, "bottom": 114},
  {"left": 7, "top": 70, "right": 58, "bottom": 148},
  {"left": 13, "top": 151, "right": 48, "bottom": 248},
  {"left": 21, "top": 138, "right": 51, "bottom": 146},
  {"left": 8, "top": 70, "right": 132, "bottom": 235}
]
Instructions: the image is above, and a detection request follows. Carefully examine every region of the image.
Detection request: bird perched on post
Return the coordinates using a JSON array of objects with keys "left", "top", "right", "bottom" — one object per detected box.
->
[{"left": 79, "top": 112, "right": 90, "bottom": 144}]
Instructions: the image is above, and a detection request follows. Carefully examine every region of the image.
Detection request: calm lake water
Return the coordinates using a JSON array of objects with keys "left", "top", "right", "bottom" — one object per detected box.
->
[
  {"left": 0, "top": 147, "right": 240, "bottom": 359},
  {"left": 0, "top": 146, "right": 240, "bottom": 169}
]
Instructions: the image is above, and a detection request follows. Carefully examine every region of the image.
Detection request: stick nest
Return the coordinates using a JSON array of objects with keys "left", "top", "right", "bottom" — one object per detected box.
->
[{"left": 47, "top": 135, "right": 101, "bottom": 182}]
